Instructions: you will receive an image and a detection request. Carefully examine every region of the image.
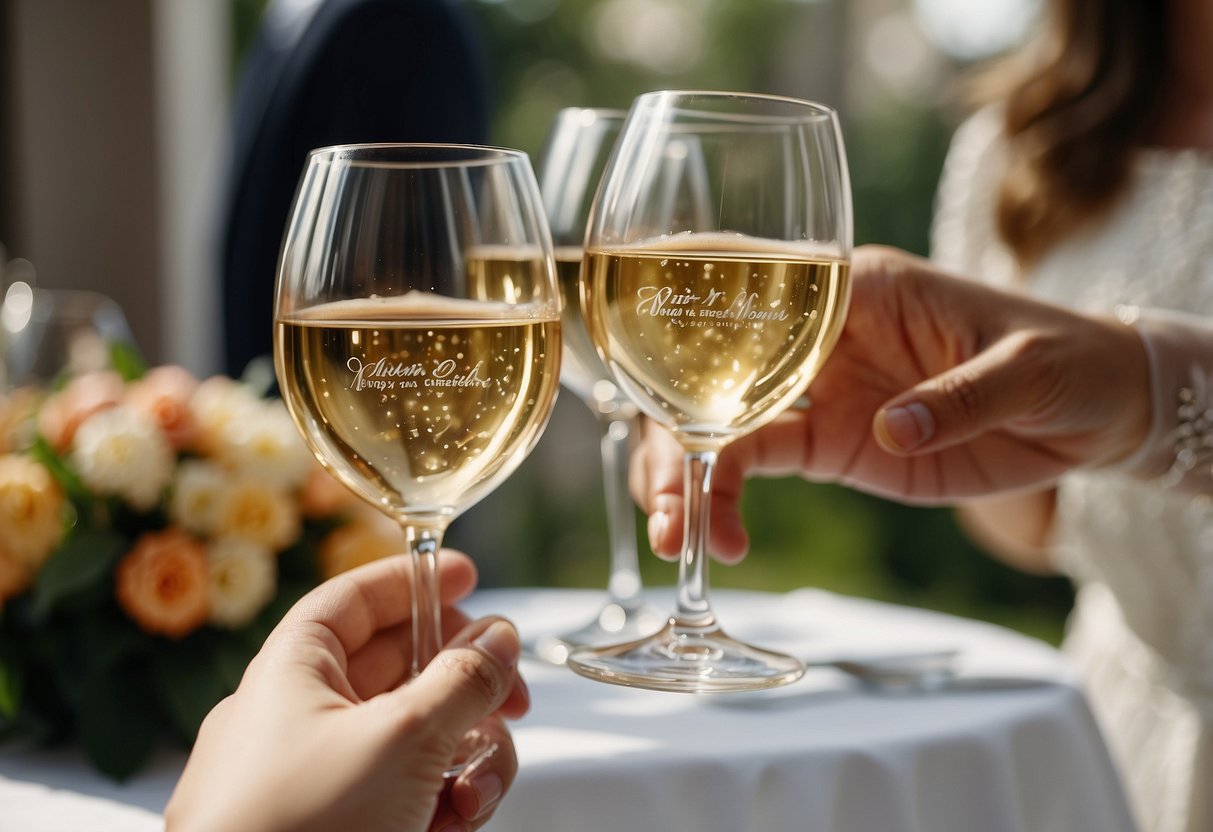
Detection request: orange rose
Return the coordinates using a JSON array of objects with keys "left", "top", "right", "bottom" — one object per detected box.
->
[
  {"left": 125, "top": 365, "right": 199, "bottom": 450},
  {"left": 318, "top": 514, "right": 402, "bottom": 580},
  {"left": 37, "top": 371, "right": 124, "bottom": 452},
  {"left": 115, "top": 528, "right": 210, "bottom": 638}
]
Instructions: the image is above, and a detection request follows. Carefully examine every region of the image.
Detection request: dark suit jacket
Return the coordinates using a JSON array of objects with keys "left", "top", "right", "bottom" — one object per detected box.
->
[{"left": 219, "top": 0, "right": 491, "bottom": 377}]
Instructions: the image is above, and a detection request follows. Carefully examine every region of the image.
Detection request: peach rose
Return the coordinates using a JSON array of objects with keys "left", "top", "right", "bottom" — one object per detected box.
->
[
  {"left": 299, "top": 466, "right": 358, "bottom": 519},
  {"left": 125, "top": 365, "right": 199, "bottom": 450},
  {"left": 115, "top": 528, "right": 210, "bottom": 638},
  {"left": 318, "top": 513, "right": 401, "bottom": 580},
  {"left": 0, "top": 387, "right": 42, "bottom": 454},
  {"left": 0, "top": 454, "right": 66, "bottom": 568},
  {"left": 37, "top": 371, "right": 124, "bottom": 452}
]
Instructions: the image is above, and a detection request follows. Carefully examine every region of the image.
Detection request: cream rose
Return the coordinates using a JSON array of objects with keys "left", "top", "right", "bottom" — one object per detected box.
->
[
  {"left": 71, "top": 406, "right": 174, "bottom": 511},
  {"left": 169, "top": 460, "right": 230, "bottom": 536},
  {"left": 206, "top": 537, "right": 276, "bottom": 629},
  {"left": 218, "top": 400, "right": 312, "bottom": 490},
  {"left": 191, "top": 376, "right": 260, "bottom": 456},
  {"left": 214, "top": 479, "right": 300, "bottom": 552}
]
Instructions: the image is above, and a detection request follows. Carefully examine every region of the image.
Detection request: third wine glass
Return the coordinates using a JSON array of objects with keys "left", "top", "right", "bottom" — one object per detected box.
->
[{"left": 532, "top": 107, "right": 664, "bottom": 663}]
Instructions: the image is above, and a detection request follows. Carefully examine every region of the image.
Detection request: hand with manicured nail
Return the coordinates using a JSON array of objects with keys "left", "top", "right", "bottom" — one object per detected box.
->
[
  {"left": 165, "top": 550, "right": 528, "bottom": 832},
  {"left": 632, "top": 244, "right": 1151, "bottom": 561}
]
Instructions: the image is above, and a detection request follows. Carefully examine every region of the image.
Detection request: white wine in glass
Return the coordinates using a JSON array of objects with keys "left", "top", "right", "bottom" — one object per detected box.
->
[
  {"left": 532, "top": 107, "right": 663, "bottom": 664},
  {"left": 274, "top": 144, "right": 561, "bottom": 769},
  {"left": 568, "top": 91, "right": 852, "bottom": 693}
]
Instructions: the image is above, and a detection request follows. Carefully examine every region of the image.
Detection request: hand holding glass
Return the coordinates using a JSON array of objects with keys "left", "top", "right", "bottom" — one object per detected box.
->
[
  {"left": 568, "top": 91, "right": 852, "bottom": 692},
  {"left": 273, "top": 144, "right": 561, "bottom": 768}
]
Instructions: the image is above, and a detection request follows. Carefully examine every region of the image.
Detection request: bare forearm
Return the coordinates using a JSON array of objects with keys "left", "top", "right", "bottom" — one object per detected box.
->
[{"left": 955, "top": 490, "right": 1058, "bottom": 575}]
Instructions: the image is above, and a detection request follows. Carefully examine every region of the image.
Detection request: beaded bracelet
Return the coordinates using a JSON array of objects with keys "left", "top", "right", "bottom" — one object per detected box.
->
[{"left": 1161, "top": 369, "right": 1213, "bottom": 488}]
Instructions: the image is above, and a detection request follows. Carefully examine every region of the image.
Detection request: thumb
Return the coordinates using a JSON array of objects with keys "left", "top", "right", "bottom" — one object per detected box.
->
[
  {"left": 388, "top": 617, "right": 520, "bottom": 740},
  {"left": 873, "top": 332, "right": 1043, "bottom": 455}
]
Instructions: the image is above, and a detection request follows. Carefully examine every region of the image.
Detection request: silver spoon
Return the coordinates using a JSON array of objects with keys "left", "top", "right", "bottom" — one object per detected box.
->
[
  {"left": 809, "top": 649, "right": 960, "bottom": 692},
  {"left": 809, "top": 649, "right": 1054, "bottom": 693}
]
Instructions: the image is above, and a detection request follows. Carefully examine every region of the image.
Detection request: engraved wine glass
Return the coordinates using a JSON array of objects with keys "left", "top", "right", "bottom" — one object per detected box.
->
[
  {"left": 273, "top": 144, "right": 561, "bottom": 767},
  {"left": 567, "top": 91, "right": 852, "bottom": 692},
  {"left": 531, "top": 107, "right": 663, "bottom": 663}
]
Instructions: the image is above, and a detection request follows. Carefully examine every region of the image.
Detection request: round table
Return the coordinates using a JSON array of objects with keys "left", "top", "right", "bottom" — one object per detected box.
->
[{"left": 0, "top": 587, "right": 1137, "bottom": 832}]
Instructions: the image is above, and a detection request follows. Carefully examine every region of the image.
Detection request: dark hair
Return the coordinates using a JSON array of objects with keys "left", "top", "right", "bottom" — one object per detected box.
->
[{"left": 977, "top": 0, "right": 1167, "bottom": 266}]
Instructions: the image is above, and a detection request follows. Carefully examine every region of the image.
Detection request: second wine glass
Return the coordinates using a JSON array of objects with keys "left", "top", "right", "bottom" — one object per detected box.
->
[
  {"left": 532, "top": 107, "right": 664, "bottom": 664},
  {"left": 567, "top": 91, "right": 853, "bottom": 693}
]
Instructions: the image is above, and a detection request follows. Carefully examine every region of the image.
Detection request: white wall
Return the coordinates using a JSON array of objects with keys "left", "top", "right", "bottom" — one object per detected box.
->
[{"left": 4, "top": 0, "right": 230, "bottom": 375}]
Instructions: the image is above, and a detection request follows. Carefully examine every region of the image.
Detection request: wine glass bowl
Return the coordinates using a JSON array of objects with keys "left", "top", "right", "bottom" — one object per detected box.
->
[
  {"left": 273, "top": 143, "right": 561, "bottom": 767},
  {"left": 567, "top": 91, "right": 852, "bottom": 692}
]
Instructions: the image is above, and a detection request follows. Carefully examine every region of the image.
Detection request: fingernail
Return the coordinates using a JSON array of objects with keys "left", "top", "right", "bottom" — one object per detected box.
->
[
  {"left": 470, "top": 771, "right": 504, "bottom": 819},
  {"left": 878, "top": 402, "right": 934, "bottom": 451},
  {"left": 473, "top": 620, "right": 519, "bottom": 671},
  {"left": 648, "top": 510, "right": 670, "bottom": 550}
]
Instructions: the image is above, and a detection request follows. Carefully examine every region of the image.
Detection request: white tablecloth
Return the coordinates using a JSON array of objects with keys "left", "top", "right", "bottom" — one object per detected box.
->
[{"left": 0, "top": 587, "right": 1137, "bottom": 832}]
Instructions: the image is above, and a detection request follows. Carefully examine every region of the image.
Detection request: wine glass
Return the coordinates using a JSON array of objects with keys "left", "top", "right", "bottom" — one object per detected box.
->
[
  {"left": 273, "top": 144, "right": 561, "bottom": 768},
  {"left": 531, "top": 107, "right": 663, "bottom": 663},
  {"left": 567, "top": 91, "right": 853, "bottom": 693}
]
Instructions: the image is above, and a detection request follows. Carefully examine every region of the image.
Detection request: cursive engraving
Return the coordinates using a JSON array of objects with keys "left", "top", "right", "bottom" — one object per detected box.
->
[
  {"left": 636, "top": 286, "right": 788, "bottom": 325},
  {"left": 347, "top": 357, "right": 425, "bottom": 391},
  {"left": 346, "top": 356, "right": 491, "bottom": 391}
]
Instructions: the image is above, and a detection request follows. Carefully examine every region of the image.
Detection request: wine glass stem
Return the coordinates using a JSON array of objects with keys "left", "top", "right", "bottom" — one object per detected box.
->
[
  {"left": 598, "top": 413, "right": 643, "bottom": 606},
  {"left": 403, "top": 523, "right": 445, "bottom": 677},
  {"left": 676, "top": 449, "right": 718, "bottom": 629}
]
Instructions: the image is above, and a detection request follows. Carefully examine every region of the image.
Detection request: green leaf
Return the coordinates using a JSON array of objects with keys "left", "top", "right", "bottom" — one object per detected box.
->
[
  {"left": 31, "top": 530, "right": 128, "bottom": 620},
  {"left": 78, "top": 612, "right": 147, "bottom": 673},
  {"left": 108, "top": 341, "right": 148, "bottom": 381},
  {"left": 0, "top": 644, "right": 23, "bottom": 719},
  {"left": 28, "top": 436, "right": 93, "bottom": 512},
  {"left": 77, "top": 661, "right": 158, "bottom": 781},
  {"left": 151, "top": 640, "right": 229, "bottom": 742}
]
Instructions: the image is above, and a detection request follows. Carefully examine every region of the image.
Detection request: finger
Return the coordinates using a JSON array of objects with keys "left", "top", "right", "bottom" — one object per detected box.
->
[
  {"left": 634, "top": 425, "right": 750, "bottom": 562},
  {"left": 346, "top": 606, "right": 475, "bottom": 700},
  {"left": 873, "top": 331, "right": 1050, "bottom": 455},
  {"left": 384, "top": 616, "right": 521, "bottom": 741},
  {"left": 271, "top": 550, "right": 478, "bottom": 658},
  {"left": 428, "top": 717, "right": 518, "bottom": 831}
]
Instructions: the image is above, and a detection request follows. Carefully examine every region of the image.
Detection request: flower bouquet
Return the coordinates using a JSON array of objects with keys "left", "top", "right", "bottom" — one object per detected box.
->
[{"left": 0, "top": 354, "right": 399, "bottom": 779}]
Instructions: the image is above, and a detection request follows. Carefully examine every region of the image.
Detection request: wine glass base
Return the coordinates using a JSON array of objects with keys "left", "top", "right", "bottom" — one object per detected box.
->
[
  {"left": 531, "top": 600, "right": 666, "bottom": 665},
  {"left": 565, "top": 619, "right": 805, "bottom": 693}
]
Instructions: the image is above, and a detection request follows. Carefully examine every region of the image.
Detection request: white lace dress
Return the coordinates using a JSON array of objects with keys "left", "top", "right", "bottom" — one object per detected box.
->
[{"left": 932, "top": 107, "right": 1213, "bottom": 832}]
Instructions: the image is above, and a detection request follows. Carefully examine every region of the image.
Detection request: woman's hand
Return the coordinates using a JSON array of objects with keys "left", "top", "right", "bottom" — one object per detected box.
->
[
  {"left": 166, "top": 550, "right": 529, "bottom": 832},
  {"left": 633, "top": 245, "right": 1150, "bottom": 560}
]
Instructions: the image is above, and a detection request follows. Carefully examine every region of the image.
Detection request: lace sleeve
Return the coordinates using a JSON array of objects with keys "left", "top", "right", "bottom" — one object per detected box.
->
[
  {"left": 929, "top": 107, "right": 1018, "bottom": 288},
  {"left": 1115, "top": 306, "right": 1213, "bottom": 490}
]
